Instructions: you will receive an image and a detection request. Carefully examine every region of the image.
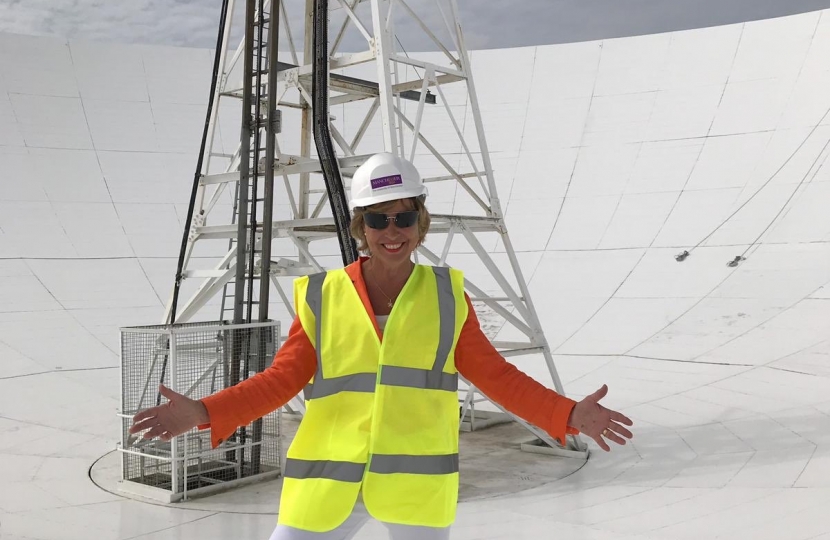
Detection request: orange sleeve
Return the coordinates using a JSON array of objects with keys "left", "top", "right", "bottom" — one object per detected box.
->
[
  {"left": 200, "top": 316, "right": 316, "bottom": 448},
  {"left": 455, "top": 295, "right": 579, "bottom": 446}
]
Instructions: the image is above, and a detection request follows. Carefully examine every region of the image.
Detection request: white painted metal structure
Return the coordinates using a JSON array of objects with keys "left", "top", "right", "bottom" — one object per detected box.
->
[
  {"left": 1, "top": 8, "right": 830, "bottom": 539},
  {"left": 168, "top": 0, "right": 581, "bottom": 451}
]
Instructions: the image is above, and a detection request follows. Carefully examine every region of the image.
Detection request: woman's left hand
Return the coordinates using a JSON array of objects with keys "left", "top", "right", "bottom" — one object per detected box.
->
[{"left": 567, "top": 384, "right": 633, "bottom": 452}]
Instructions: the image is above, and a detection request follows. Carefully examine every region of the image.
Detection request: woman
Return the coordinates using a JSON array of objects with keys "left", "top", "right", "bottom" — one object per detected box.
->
[{"left": 130, "top": 153, "right": 634, "bottom": 540}]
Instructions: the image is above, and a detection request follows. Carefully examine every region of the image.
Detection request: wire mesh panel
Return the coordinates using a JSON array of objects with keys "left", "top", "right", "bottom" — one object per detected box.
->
[{"left": 119, "top": 320, "right": 281, "bottom": 502}]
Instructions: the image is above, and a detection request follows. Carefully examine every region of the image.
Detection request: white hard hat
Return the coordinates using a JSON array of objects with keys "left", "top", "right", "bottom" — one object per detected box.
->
[{"left": 349, "top": 153, "right": 428, "bottom": 210}]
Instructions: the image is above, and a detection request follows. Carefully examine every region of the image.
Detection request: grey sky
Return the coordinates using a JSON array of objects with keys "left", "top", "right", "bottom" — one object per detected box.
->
[{"left": 1, "top": 0, "right": 829, "bottom": 51}]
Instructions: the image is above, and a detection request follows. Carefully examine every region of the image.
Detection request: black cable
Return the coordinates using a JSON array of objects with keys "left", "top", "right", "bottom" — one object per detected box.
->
[
  {"left": 169, "top": 0, "right": 231, "bottom": 325},
  {"left": 395, "top": 36, "right": 422, "bottom": 80},
  {"left": 246, "top": 0, "right": 266, "bottom": 324},
  {"left": 739, "top": 131, "right": 830, "bottom": 259},
  {"left": 687, "top": 104, "right": 830, "bottom": 257},
  {"left": 313, "top": 0, "right": 359, "bottom": 265}
]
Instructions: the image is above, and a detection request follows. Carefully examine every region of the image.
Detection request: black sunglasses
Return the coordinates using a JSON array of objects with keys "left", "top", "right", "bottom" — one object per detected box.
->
[{"left": 364, "top": 211, "right": 419, "bottom": 230}]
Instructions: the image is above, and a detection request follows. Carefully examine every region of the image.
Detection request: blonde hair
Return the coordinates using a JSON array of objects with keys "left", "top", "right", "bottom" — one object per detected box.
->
[{"left": 350, "top": 197, "right": 431, "bottom": 254}]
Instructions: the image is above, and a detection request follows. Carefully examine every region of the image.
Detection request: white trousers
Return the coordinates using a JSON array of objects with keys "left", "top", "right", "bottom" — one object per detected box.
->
[{"left": 268, "top": 504, "right": 451, "bottom": 540}]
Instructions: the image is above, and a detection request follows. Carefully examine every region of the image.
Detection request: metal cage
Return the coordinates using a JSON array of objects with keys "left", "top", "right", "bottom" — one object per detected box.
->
[{"left": 118, "top": 320, "right": 281, "bottom": 502}]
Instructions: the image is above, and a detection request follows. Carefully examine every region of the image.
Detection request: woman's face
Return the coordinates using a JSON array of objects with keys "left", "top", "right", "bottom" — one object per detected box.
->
[{"left": 363, "top": 198, "right": 421, "bottom": 267}]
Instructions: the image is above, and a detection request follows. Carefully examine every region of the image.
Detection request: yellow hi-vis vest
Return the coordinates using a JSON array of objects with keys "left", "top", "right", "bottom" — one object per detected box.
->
[{"left": 278, "top": 264, "right": 468, "bottom": 532}]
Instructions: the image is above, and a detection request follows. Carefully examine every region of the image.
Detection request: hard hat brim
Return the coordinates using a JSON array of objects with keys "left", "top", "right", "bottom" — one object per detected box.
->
[{"left": 349, "top": 187, "right": 428, "bottom": 210}]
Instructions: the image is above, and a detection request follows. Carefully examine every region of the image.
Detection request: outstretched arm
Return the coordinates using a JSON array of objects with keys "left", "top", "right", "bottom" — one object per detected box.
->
[
  {"left": 129, "top": 316, "right": 317, "bottom": 448},
  {"left": 454, "top": 296, "right": 576, "bottom": 445},
  {"left": 455, "top": 295, "right": 633, "bottom": 450}
]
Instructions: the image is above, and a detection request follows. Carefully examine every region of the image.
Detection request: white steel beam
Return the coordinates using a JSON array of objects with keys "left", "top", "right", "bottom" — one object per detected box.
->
[
  {"left": 394, "top": 106, "right": 490, "bottom": 212},
  {"left": 433, "top": 81, "right": 489, "bottom": 200},
  {"left": 370, "top": 0, "right": 398, "bottom": 151},
  {"left": 408, "top": 66, "right": 433, "bottom": 161},
  {"left": 390, "top": 54, "right": 464, "bottom": 78},
  {"left": 351, "top": 97, "right": 380, "bottom": 151},
  {"left": 331, "top": 0, "right": 362, "bottom": 55},
  {"left": 416, "top": 245, "right": 535, "bottom": 337},
  {"left": 335, "top": 0, "right": 374, "bottom": 44},
  {"left": 448, "top": 0, "right": 503, "bottom": 216},
  {"left": 458, "top": 223, "right": 533, "bottom": 323},
  {"left": 280, "top": 0, "right": 300, "bottom": 65},
  {"left": 393, "top": 0, "right": 460, "bottom": 68},
  {"left": 392, "top": 73, "right": 462, "bottom": 93}
]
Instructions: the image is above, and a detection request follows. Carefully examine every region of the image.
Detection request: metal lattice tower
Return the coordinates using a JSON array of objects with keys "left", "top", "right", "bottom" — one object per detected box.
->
[{"left": 165, "top": 0, "right": 586, "bottom": 454}]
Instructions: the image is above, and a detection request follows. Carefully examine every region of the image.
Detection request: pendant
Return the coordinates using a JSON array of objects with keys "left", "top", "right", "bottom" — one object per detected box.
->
[{"left": 387, "top": 300, "right": 393, "bottom": 308}]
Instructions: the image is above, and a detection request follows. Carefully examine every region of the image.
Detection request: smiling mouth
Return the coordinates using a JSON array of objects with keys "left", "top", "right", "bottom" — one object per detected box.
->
[{"left": 382, "top": 243, "right": 404, "bottom": 252}]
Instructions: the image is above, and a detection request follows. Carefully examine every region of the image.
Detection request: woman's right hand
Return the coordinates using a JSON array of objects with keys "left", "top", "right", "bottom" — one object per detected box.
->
[{"left": 129, "top": 384, "right": 210, "bottom": 443}]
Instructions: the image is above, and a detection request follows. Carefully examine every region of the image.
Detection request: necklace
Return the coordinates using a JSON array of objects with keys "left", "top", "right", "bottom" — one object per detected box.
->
[
  {"left": 374, "top": 280, "right": 395, "bottom": 309},
  {"left": 367, "top": 264, "right": 400, "bottom": 309}
]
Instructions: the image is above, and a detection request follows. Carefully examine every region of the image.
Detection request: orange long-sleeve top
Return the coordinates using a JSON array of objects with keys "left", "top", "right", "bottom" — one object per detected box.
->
[{"left": 201, "top": 259, "right": 578, "bottom": 448}]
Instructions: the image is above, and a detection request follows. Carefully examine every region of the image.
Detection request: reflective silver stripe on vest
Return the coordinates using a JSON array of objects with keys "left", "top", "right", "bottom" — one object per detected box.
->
[
  {"left": 306, "top": 272, "right": 326, "bottom": 373},
  {"left": 368, "top": 453, "right": 459, "bottom": 475},
  {"left": 304, "top": 272, "right": 376, "bottom": 400},
  {"left": 305, "top": 372, "right": 377, "bottom": 400},
  {"left": 377, "top": 266, "right": 458, "bottom": 392},
  {"left": 431, "top": 266, "right": 456, "bottom": 374},
  {"left": 379, "top": 365, "right": 458, "bottom": 392},
  {"left": 284, "top": 458, "right": 366, "bottom": 482},
  {"left": 305, "top": 266, "right": 457, "bottom": 398}
]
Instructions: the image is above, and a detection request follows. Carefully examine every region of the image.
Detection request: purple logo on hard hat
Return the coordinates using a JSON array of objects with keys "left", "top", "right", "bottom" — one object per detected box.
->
[{"left": 370, "top": 174, "right": 403, "bottom": 190}]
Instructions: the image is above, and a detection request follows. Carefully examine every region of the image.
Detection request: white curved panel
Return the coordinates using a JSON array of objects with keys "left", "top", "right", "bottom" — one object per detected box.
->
[
  {"left": 659, "top": 25, "right": 740, "bottom": 89},
  {"left": 52, "top": 202, "right": 134, "bottom": 258},
  {"left": 0, "top": 94, "right": 25, "bottom": 146},
  {"left": 0, "top": 149, "right": 49, "bottom": 201},
  {"left": 140, "top": 45, "right": 213, "bottom": 105},
  {"left": 10, "top": 94, "right": 93, "bottom": 149},
  {"left": 71, "top": 41, "right": 150, "bottom": 102},
  {"left": 594, "top": 33, "right": 671, "bottom": 96},
  {"left": 25, "top": 258, "right": 160, "bottom": 310},
  {"left": 0, "top": 34, "right": 78, "bottom": 98},
  {"left": 729, "top": 12, "right": 821, "bottom": 82},
  {"left": 710, "top": 78, "right": 796, "bottom": 136},
  {"left": 624, "top": 140, "right": 704, "bottom": 194},
  {"left": 97, "top": 150, "right": 195, "bottom": 203},
  {"left": 27, "top": 148, "right": 113, "bottom": 202},
  {"left": 596, "top": 191, "right": 678, "bottom": 249},
  {"left": 84, "top": 99, "right": 158, "bottom": 152},
  {"left": 644, "top": 85, "right": 723, "bottom": 140}
]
